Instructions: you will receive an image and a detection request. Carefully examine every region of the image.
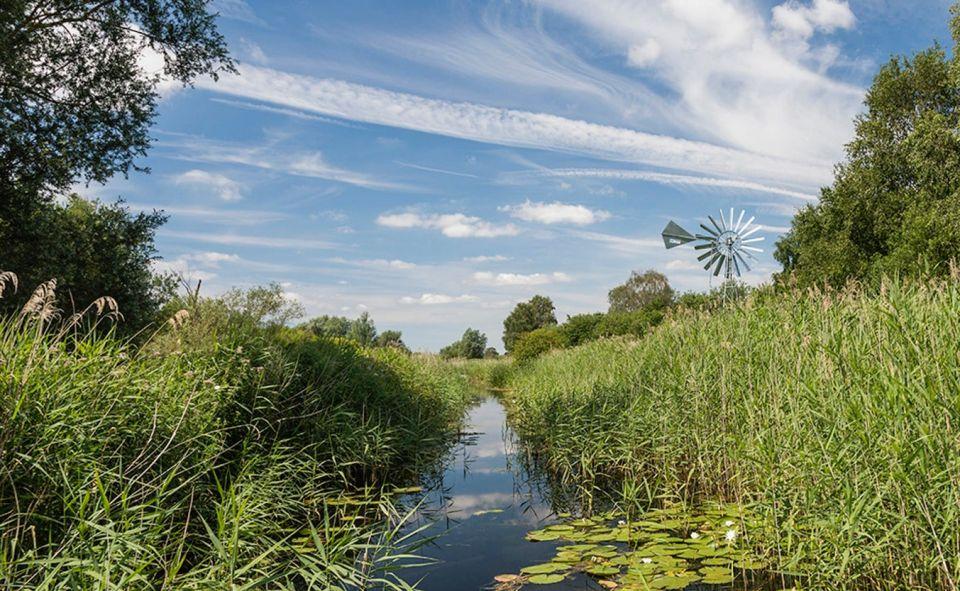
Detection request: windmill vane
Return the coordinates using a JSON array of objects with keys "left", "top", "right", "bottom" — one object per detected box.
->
[{"left": 661, "top": 209, "right": 765, "bottom": 282}]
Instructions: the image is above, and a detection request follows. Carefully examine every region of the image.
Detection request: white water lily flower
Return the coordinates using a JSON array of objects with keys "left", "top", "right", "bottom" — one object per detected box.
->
[
  {"left": 641, "top": 557, "right": 653, "bottom": 564},
  {"left": 617, "top": 520, "right": 626, "bottom": 526},
  {"left": 724, "top": 520, "right": 736, "bottom": 527},
  {"left": 725, "top": 529, "right": 738, "bottom": 542},
  {"left": 690, "top": 532, "right": 701, "bottom": 539}
]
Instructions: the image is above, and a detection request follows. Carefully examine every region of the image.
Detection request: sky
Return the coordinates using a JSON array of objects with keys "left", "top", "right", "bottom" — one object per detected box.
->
[{"left": 80, "top": 0, "right": 954, "bottom": 351}]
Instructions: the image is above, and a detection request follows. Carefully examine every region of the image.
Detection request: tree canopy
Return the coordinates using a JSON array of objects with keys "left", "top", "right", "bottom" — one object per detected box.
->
[
  {"left": 440, "top": 328, "right": 487, "bottom": 359},
  {"left": 0, "top": 197, "right": 174, "bottom": 335},
  {"left": 775, "top": 5, "right": 960, "bottom": 286},
  {"left": 503, "top": 295, "right": 557, "bottom": 353},
  {"left": 1, "top": 0, "right": 234, "bottom": 195},
  {"left": 607, "top": 270, "right": 674, "bottom": 313}
]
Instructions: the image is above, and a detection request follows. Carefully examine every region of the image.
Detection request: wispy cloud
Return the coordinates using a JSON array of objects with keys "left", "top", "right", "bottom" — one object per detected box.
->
[
  {"left": 158, "top": 133, "right": 407, "bottom": 191},
  {"left": 570, "top": 230, "right": 662, "bottom": 255},
  {"left": 395, "top": 161, "right": 480, "bottom": 179},
  {"left": 173, "top": 169, "right": 244, "bottom": 201},
  {"left": 528, "top": 168, "right": 818, "bottom": 201},
  {"left": 500, "top": 200, "right": 611, "bottom": 225},
  {"left": 127, "top": 203, "right": 290, "bottom": 225},
  {"left": 464, "top": 255, "right": 510, "bottom": 263},
  {"left": 198, "top": 64, "right": 834, "bottom": 190},
  {"left": 210, "top": 98, "right": 362, "bottom": 127},
  {"left": 330, "top": 257, "right": 418, "bottom": 270},
  {"left": 161, "top": 230, "right": 338, "bottom": 250},
  {"left": 400, "top": 293, "right": 480, "bottom": 305},
  {"left": 472, "top": 271, "right": 572, "bottom": 286},
  {"left": 376, "top": 212, "right": 519, "bottom": 238}
]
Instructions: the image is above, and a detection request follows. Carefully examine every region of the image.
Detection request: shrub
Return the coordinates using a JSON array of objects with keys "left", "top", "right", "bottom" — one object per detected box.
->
[{"left": 512, "top": 326, "right": 567, "bottom": 363}]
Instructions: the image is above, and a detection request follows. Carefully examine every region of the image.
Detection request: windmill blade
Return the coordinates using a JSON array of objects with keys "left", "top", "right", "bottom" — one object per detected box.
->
[
  {"left": 713, "top": 255, "right": 726, "bottom": 276},
  {"left": 734, "top": 251, "right": 752, "bottom": 273},
  {"left": 719, "top": 209, "right": 728, "bottom": 231},
  {"left": 741, "top": 249, "right": 760, "bottom": 261},
  {"left": 731, "top": 254, "right": 742, "bottom": 277},
  {"left": 703, "top": 252, "right": 722, "bottom": 271},
  {"left": 743, "top": 246, "right": 764, "bottom": 253},
  {"left": 708, "top": 215, "right": 724, "bottom": 234},
  {"left": 729, "top": 208, "right": 735, "bottom": 231},
  {"left": 735, "top": 210, "right": 745, "bottom": 232},
  {"left": 697, "top": 249, "right": 718, "bottom": 262},
  {"left": 695, "top": 234, "right": 717, "bottom": 242},
  {"left": 694, "top": 242, "right": 716, "bottom": 250},
  {"left": 700, "top": 223, "right": 719, "bottom": 237},
  {"left": 740, "top": 225, "right": 762, "bottom": 239},
  {"left": 742, "top": 236, "right": 765, "bottom": 244},
  {"left": 740, "top": 216, "right": 755, "bottom": 232}
]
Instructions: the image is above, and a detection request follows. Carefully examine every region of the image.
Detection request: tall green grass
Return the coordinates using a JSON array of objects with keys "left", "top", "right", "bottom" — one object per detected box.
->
[
  {"left": 504, "top": 279, "right": 960, "bottom": 590},
  {"left": 0, "top": 279, "right": 471, "bottom": 589}
]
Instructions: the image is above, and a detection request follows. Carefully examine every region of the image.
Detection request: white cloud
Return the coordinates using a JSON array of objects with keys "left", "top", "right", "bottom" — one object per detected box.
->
[
  {"left": 159, "top": 134, "right": 407, "bottom": 191},
  {"left": 500, "top": 200, "right": 611, "bottom": 225},
  {"left": 239, "top": 39, "right": 269, "bottom": 65},
  {"left": 627, "top": 40, "right": 661, "bottom": 68},
  {"left": 376, "top": 212, "right": 519, "bottom": 238},
  {"left": 210, "top": 0, "right": 265, "bottom": 25},
  {"left": 772, "top": 0, "right": 856, "bottom": 39},
  {"left": 126, "top": 203, "right": 290, "bottom": 225},
  {"left": 183, "top": 251, "right": 240, "bottom": 265},
  {"left": 332, "top": 258, "right": 418, "bottom": 270},
  {"left": 174, "top": 169, "right": 244, "bottom": 201},
  {"left": 400, "top": 293, "right": 480, "bottom": 305},
  {"left": 533, "top": 168, "right": 817, "bottom": 201},
  {"left": 472, "top": 271, "right": 572, "bottom": 286},
  {"left": 533, "top": 0, "right": 864, "bottom": 164},
  {"left": 197, "top": 64, "right": 834, "bottom": 190},
  {"left": 161, "top": 230, "right": 338, "bottom": 250},
  {"left": 570, "top": 230, "right": 662, "bottom": 255},
  {"left": 464, "top": 255, "right": 510, "bottom": 263}
]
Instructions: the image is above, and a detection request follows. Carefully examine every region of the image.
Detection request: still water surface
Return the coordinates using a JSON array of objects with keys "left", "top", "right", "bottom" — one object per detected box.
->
[{"left": 401, "top": 396, "right": 598, "bottom": 590}]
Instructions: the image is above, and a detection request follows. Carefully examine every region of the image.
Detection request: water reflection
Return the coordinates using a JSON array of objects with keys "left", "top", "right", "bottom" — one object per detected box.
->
[{"left": 401, "top": 396, "right": 565, "bottom": 590}]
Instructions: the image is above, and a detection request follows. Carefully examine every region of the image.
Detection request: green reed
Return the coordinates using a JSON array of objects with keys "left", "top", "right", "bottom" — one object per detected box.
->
[
  {"left": 503, "top": 278, "right": 960, "bottom": 590},
  {"left": 0, "top": 282, "right": 471, "bottom": 589}
]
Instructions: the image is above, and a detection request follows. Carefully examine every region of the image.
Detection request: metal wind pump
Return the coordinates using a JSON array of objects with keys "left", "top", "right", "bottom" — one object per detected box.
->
[{"left": 661, "top": 209, "right": 765, "bottom": 283}]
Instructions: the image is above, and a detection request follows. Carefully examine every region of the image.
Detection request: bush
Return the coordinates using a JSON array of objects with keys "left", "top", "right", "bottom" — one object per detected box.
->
[
  {"left": 595, "top": 307, "right": 665, "bottom": 339},
  {"left": 560, "top": 313, "right": 605, "bottom": 346},
  {"left": 512, "top": 326, "right": 568, "bottom": 363}
]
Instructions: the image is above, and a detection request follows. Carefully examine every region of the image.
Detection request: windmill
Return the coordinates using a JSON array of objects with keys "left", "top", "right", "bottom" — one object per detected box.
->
[{"left": 661, "top": 209, "right": 765, "bottom": 283}]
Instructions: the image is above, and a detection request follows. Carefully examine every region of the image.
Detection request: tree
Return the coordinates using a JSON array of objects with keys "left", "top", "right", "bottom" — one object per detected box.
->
[
  {"left": 608, "top": 270, "right": 674, "bottom": 313},
  {"left": 483, "top": 347, "right": 500, "bottom": 359},
  {"left": 560, "top": 313, "right": 605, "bottom": 347},
  {"left": 512, "top": 326, "right": 567, "bottom": 363},
  {"left": 0, "top": 196, "right": 174, "bottom": 334},
  {"left": 1, "top": 0, "right": 234, "bottom": 195},
  {"left": 439, "top": 328, "right": 487, "bottom": 359},
  {"left": 348, "top": 312, "right": 377, "bottom": 346},
  {"left": 775, "top": 4, "right": 960, "bottom": 286},
  {"left": 503, "top": 295, "right": 557, "bottom": 353},
  {"left": 300, "top": 315, "right": 352, "bottom": 338},
  {"left": 218, "top": 282, "right": 304, "bottom": 329},
  {"left": 375, "top": 330, "right": 407, "bottom": 351}
]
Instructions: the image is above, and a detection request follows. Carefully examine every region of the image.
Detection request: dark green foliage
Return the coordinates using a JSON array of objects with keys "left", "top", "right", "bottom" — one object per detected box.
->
[
  {"left": 775, "top": 5, "right": 960, "bottom": 286},
  {"left": 375, "top": 329, "right": 408, "bottom": 351},
  {"left": 0, "top": 0, "right": 234, "bottom": 194},
  {"left": 348, "top": 311, "right": 377, "bottom": 346},
  {"left": 440, "top": 327, "right": 487, "bottom": 359},
  {"left": 503, "top": 295, "right": 557, "bottom": 353},
  {"left": 0, "top": 282, "right": 470, "bottom": 587},
  {"left": 298, "top": 314, "right": 353, "bottom": 338},
  {"left": 512, "top": 326, "right": 568, "bottom": 363},
  {"left": 607, "top": 269, "right": 674, "bottom": 313},
  {"left": 0, "top": 196, "right": 174, "bottom": 335},
  {"left": 595, "top": 308, "right": 665, "bottom": 339},
  {"left": 560, "top": 313, "right": 605, "bottom": 347},
  {"left": 483, "top": 346, "right": 500, "bottom": 359}
]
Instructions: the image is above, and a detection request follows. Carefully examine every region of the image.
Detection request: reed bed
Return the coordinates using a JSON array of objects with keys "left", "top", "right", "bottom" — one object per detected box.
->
[
  {"left": 504, "top": 279, "right": 960, "bottom": 590},
  {"left": 0, "top": 277, "right": 472, "bottom": 590}
]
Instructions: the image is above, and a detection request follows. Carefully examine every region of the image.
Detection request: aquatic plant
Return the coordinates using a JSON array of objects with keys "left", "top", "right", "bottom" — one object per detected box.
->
[{"left": 504, "top": 277, "right": 960, "bottom": 590}]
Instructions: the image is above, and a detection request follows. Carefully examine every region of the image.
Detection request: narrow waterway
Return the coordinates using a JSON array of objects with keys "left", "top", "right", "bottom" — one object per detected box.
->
[{"left": 401, "top": 395, "right": 592, "bottom": 590}]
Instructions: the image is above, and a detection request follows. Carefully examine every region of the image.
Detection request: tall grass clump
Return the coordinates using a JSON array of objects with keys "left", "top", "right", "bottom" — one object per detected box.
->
[
  {"left": 0, "top": 274, "right": 471, "bottom": 590},
  {"left": 504, "top": 277, "right": 960, "bottom": 590}
]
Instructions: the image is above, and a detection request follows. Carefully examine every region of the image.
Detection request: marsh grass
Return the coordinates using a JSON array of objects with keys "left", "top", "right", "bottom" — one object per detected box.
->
[
  {"left": 0, "top": 273, "right": 472, "bottom": 589},
  {"left": 504, "top": 278, "right": 960, "bottom": 590}
]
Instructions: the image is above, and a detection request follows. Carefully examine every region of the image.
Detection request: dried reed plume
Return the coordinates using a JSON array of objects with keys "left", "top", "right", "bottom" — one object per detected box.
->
[
  {"left": 0, "top": 271, "right": 18, "bottom": 300},
  {"left": 19, "top": 279, "right": 60, "bottom": 323}
]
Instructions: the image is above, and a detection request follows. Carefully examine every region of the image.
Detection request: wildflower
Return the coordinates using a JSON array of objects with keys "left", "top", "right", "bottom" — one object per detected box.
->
[
  {"left": 724, "top": 520, "right": 735, "bottom": 527},
  {"left": 641, "top": 557, "right": 653, "bottom": 564},
  {"left": 725, "top": 529, "right": 738, "bottom": 542},
  {"left": 690, "top": 532, "right": 700, "bottom": 539},
  {"left": 214, "top": 385, "right": 221, "bottom": 391},
  {"left": 617, "top": 519, "right": 626, "bottom": 526}
]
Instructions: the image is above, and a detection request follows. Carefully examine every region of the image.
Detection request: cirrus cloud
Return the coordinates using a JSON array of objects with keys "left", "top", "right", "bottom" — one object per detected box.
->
[
  {"left": 500, "top": 200, "right": 611, "bottom": 225},
  {"left": 376, "top": 212, "right": 519, "bottom": 238},
  {"left": 472, "top": 271, "right": 572, "bottom": 286}
]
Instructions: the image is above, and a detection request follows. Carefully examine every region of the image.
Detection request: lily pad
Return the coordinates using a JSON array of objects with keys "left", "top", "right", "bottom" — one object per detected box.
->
[
  {"left": 527, "top": 573, "right": 566, "bottom": 585},
  {"left": 521, "top": 563, "right": 570, "bottom": 575}
]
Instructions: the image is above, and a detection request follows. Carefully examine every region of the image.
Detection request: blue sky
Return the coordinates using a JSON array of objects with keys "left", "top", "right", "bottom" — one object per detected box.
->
[{"left": 83, "top": 0, "right": 953, "bottom": 351}]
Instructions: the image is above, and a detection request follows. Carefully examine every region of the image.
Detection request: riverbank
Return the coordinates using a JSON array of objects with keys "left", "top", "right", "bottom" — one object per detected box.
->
[
  {"left": 501, "top": 278, "right": 960, "bottom": 590},
  {"left": 0, "top": 290, "right": 473, "bottom": 589}
]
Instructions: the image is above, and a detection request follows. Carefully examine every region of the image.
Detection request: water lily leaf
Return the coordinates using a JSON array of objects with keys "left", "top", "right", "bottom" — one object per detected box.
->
[
  {"left": 586, "top": 564, "right": 620, "bottom": 576},
  {"left": 521, "top": 563, "right": 570, "bottom": 574},
  {"left": 527, "top": 573, "right": 566, "bottom": 584},
  {"left": 526, "top": 530, "right": 561, "bottom": 542},
  {"left": 494, "top": 574, "right": 519, "bottom": 583}
]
